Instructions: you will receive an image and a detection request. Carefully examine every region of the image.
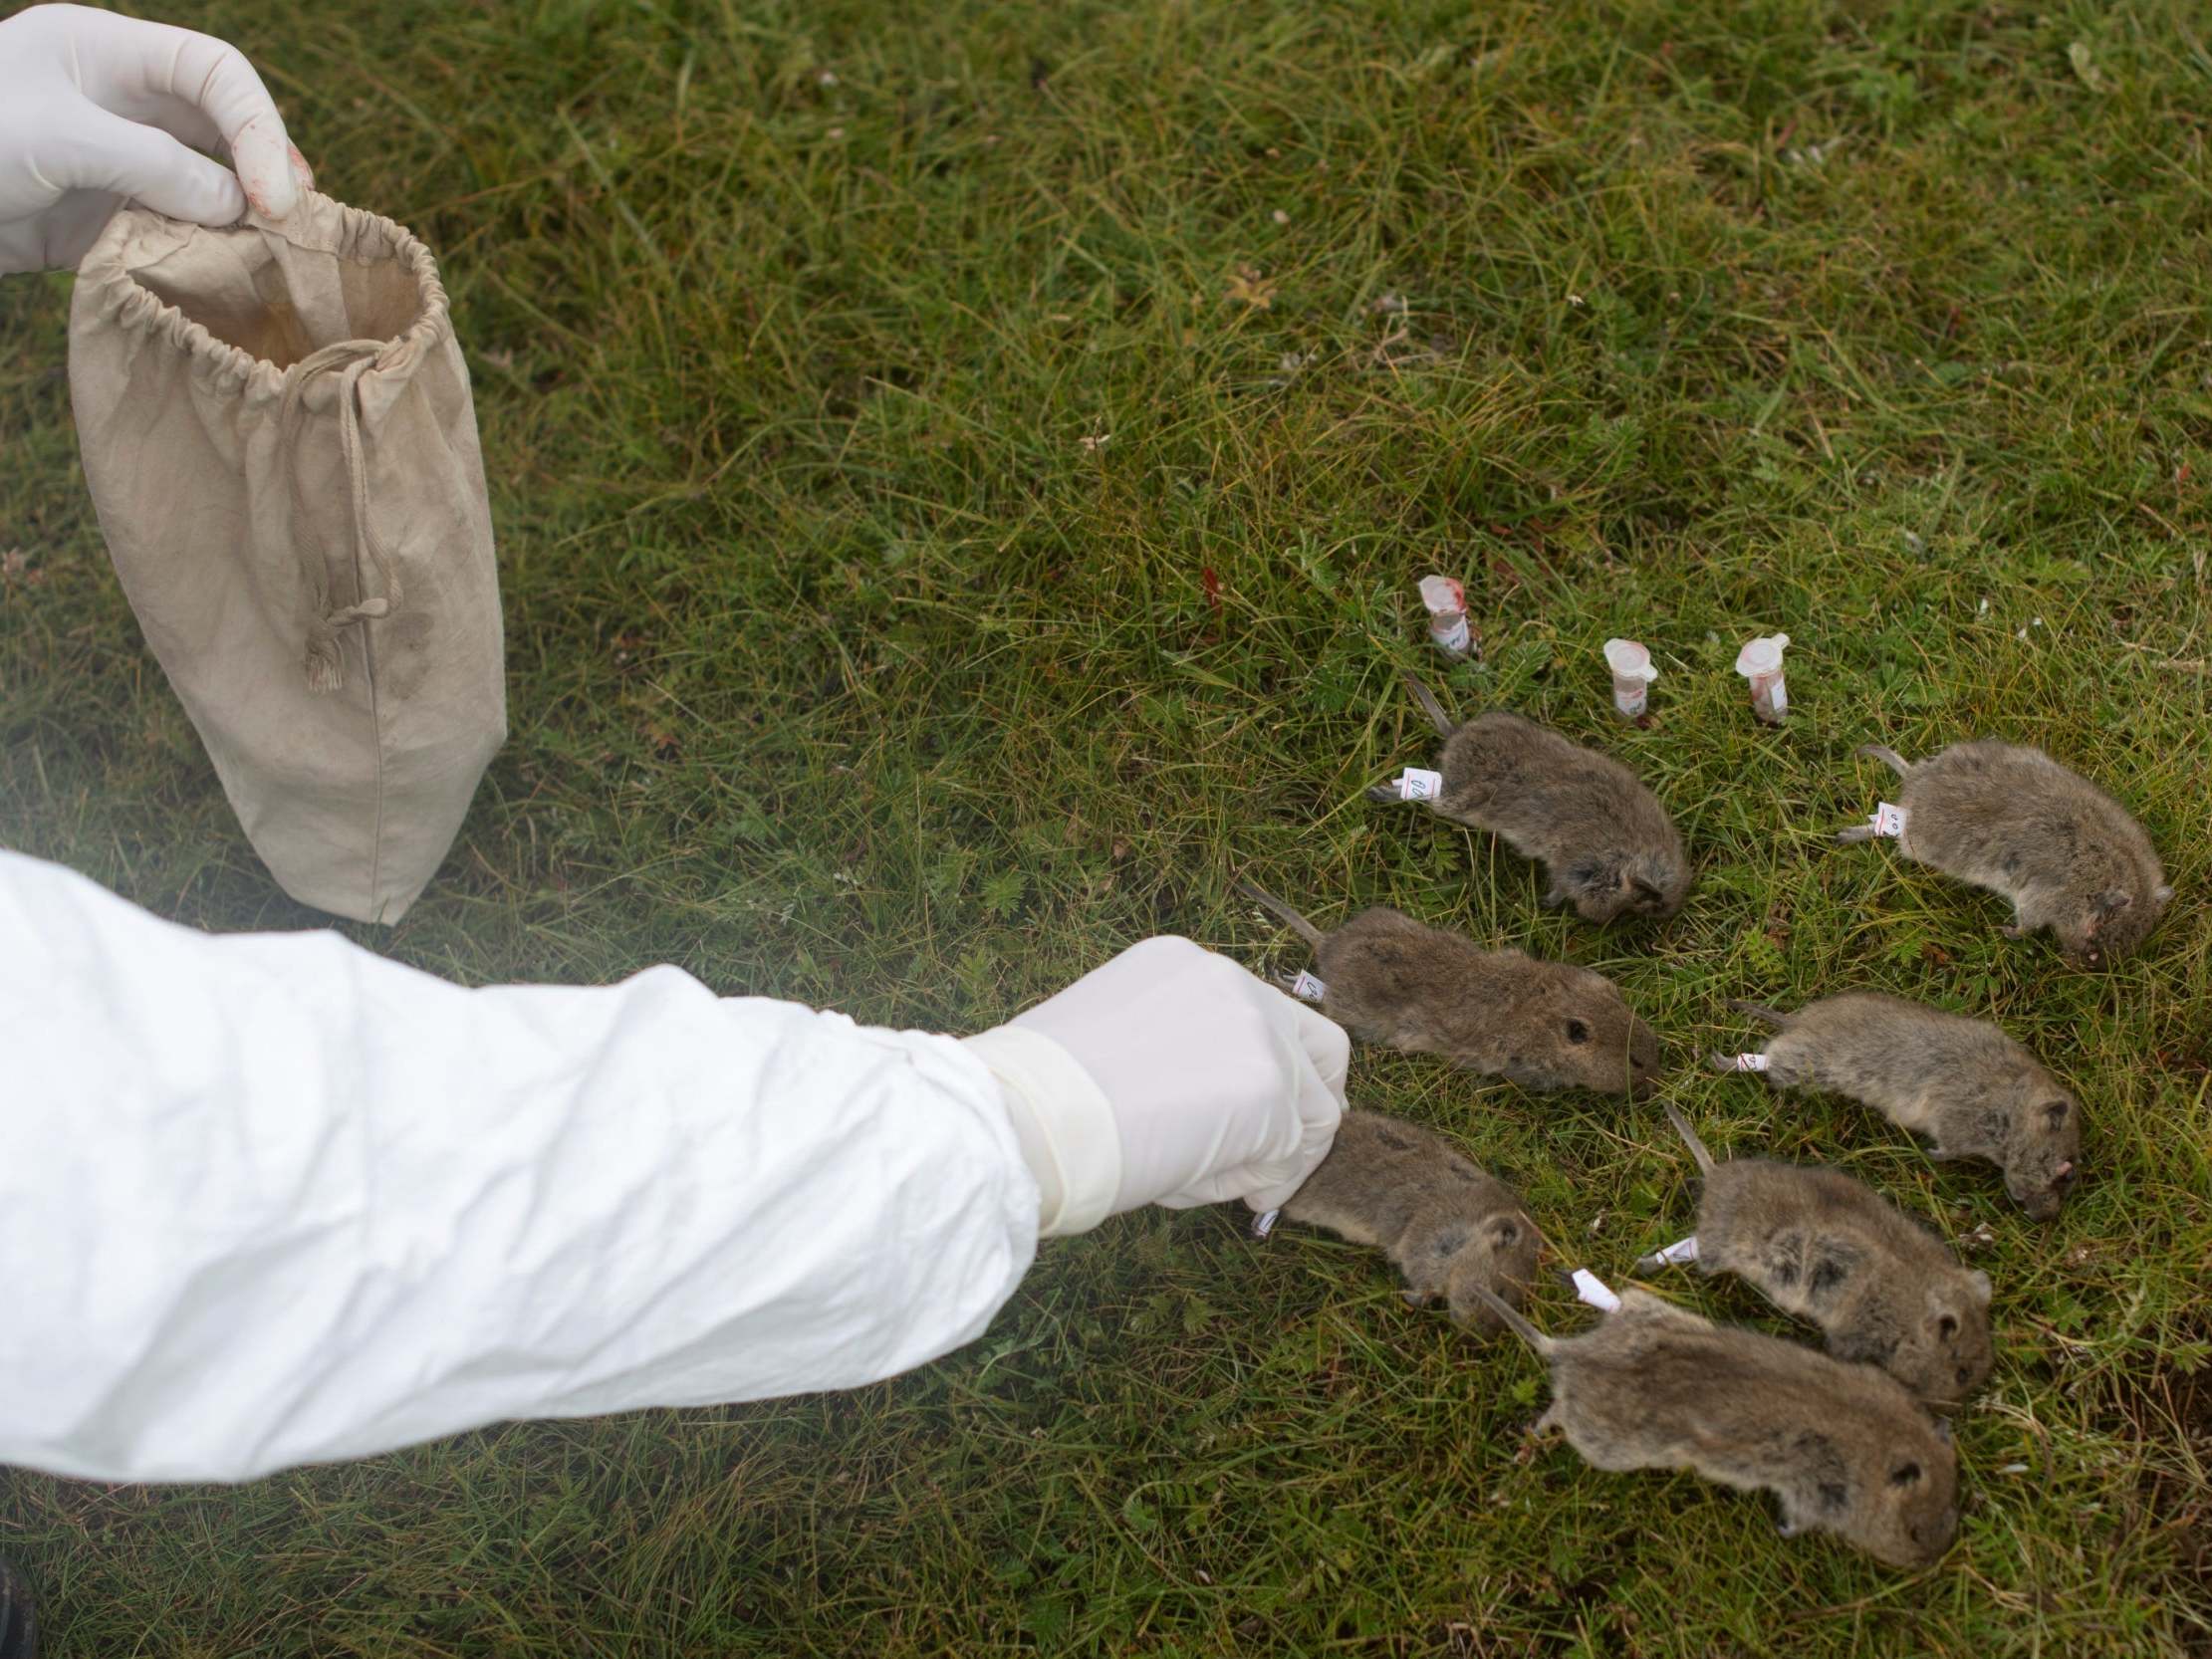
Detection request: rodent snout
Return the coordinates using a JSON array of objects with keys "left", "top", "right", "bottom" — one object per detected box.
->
[
  {"left": 1899, "top": 1504, "right": 1958, "bottom": 1564},
  {"left": 1627, "top": 1027, "right": 1662, "bottom": 1087},
  {"left": 2025, "top": 1161, "right": 2078, "bottom": 1220}
]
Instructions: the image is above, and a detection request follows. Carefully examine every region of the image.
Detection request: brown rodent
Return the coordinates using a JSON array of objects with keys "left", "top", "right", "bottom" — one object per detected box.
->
[
  {"left": 1637, "top": 1103, "right": 1994, "bottom": 1403},
  {"left": 1472, "top": 1284, "right": 1960, "bottom": 1569},
  {"left": 1274, "top": 1109, "right": 1541, "bottom": 1329},
  {"left": 1842, "top": 740, "right": 2171, "bottom": 967},
  {"left": 1368, "top": 676, "right": 1690, "bottom": 923},
  {"left": 1235, "top": 880, "right": 1660, "bottom": 1095},
  {"left": 1712, "top": 994, "right": 2080, "bottom": 1221}
]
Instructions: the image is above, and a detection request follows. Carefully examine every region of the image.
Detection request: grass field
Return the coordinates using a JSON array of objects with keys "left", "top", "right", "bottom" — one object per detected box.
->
[{"left": 4, "top": 0, "right": 2210, "bottom": 1652}]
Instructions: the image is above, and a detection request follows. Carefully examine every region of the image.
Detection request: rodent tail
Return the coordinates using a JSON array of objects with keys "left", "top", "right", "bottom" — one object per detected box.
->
[
  {"left": 1660, "top": 1100, "right": 1716, "bottom": 1175},
  {"left": 1465, "top": 1285, "right": 1553, "bottom": 1355},
  {"left": 1401, "top": 672, "right": 1456, "bottom": 738},
  {"left": 1725, "top": 999, "right": 1790, "bottom": 1029},
  {"left": 1234, "top": 878, "right": 1325, "bottom": 948},
  {"left": 1854, "top": 743, "right": 1911, "bottom": 780}
]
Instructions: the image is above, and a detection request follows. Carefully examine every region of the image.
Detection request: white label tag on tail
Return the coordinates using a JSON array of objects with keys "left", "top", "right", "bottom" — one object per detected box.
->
[
  {"left": 1727, "top": 1053, "right": 1771, "bottom": 1072},
  {"left": 1869, "top": 801, "right": 1907, "bottom": 837},
  {"left": 1391, "top": 768, "right": 1445, "bottom": 802},
  {"left": 1570, "top": 1268, "right": 1621, "bottom": 1312},
  {"left": 1651, "top": 1235, "right": 1700, "bottom": 1266},
  {"left": 1289, "top": 970, "right": 1328, "bottom": 1004},
  {"left": 1252, "top": 1209, "right": 1280, "bottom": 1239}
]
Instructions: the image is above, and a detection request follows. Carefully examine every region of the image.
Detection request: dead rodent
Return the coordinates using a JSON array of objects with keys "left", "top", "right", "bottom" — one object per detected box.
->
[
  {"left": 1842, "top": 740, "right": 2171, "bottom": 967},
  {"left": 1637, "top": 1103, "right": 1994, "bottom": 1403},
  {"left": 1235, "top": 880, "right": 1660, "bottom": 1095},
  {"left": 1274, "top": 1109, "right": 1541, "bottom": 1329},
  {"left": 1472, "top": 1285, "right": 1960, "bottom": 1569},
  {"left": 1368, "top": 675, "right": 1690, "bottom": 923},
  {"left": 1713, "top": 994, "right": 2080, "bottom": 1221}
]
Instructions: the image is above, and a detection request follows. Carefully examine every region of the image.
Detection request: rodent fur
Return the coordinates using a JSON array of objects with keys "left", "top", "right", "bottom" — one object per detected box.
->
[
  {"left": 1640, "top": 1103, "right": 1994, "bottom": 1402},
  {"left": 1370, "top": 676, "right": 1690, "bottom": 924},
  {"left": 1278, "top": 1110, "right": 1540, "bottom": 1329},
  {"left": 1237, "top": 879, "right": 1659, "bottom": 1095},
  {"left": 1712, "top": 994, "right": 2080, "bottom": 1220},
  {"left": 1843, "top": 739, "right": 2170, "bottom": 967},
  {"left": 1473, "top": 1285, "right": 1960, "bottom": 1569}
]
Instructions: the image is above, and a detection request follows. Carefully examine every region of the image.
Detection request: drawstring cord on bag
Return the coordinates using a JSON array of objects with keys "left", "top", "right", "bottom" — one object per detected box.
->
[{"left": 281, "top": 341, "right": 406, "bottom": 694}]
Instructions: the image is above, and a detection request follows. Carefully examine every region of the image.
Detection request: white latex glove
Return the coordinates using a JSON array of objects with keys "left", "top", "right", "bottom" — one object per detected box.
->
[
  {"left": 0, "top": 4, "right": 312, "bottom": 275},
  {"left": 964, "top": 937, "right": 1349, "bottom": 1235}
]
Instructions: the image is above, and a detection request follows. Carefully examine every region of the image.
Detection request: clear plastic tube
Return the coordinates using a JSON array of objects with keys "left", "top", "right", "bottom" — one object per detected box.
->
[
  {"left": 1418, "top": 575, "right": 1474, "bottom": 661},
  {"left": 1602, "top": 637, "right": 1657, "bottom": 718},
  {"left": 1734, "top": 632, "right": 1791, "bottom": 723}
]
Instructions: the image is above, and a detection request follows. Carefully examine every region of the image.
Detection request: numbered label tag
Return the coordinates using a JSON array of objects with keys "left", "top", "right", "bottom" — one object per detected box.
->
[
  {"left": 1869, "top": 801, "right": 1908, "bottom": 837},
  {"left": 1288, "top": 969, "right": 1328, "bottom": 1004},
  {"left": 1390, "top": 768, "right": 1445, "bottom": 802},
  {"left": 1725, "top": 1053, "right": 1771, "bottom": 1072},
  {"left": 1430, "top": 615, "right": 1472, "bottom": 656},
  {"left": 1252, "top": 1209, "right": 1280, "bottom": 1239},
  {"left": 1650, "top": 1235, "right": 1700, "bottom": 1266},
  {"left": 1571, "top": 1268, "right": 1622, "bottom": 1312}
]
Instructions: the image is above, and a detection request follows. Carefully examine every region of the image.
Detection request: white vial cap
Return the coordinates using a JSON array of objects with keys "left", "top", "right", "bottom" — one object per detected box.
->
[
  {"left": 1734, "top": 632, "right": 1790, "bottom": 678},
  {"left": 1418, "top": 575, "right": 1465, "bottom": 615},
  {"left": 1603, "top": 638, "right": 1657, "bottom": 683}
]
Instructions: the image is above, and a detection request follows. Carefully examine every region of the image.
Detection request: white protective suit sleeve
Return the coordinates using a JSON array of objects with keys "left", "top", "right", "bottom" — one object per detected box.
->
[{"left": 0, "top": 848, "right": 1040, "bottom": 1484}]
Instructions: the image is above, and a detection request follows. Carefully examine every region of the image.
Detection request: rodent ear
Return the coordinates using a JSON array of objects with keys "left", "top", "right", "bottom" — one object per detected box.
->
[
  {"left": 1966, "top": 1270, "right": 1993, "bottom": 1304},
  {"left": 1564, "top": 1018, "right": 1591, "bottom": 1045},
  {"left": 2086, "top": 889, "right": 2133, "bottom": 932},
  {"left": 2153, "top": 884, "right": 2175, "bottom": 905},
  {"left": 2042, "top": 1098, "right": 2072, "bottom": 1129},
  {"left": 1930, "top": 1416, "right": 1954, "bottom": 1446},
  {"left": 1629, "top": 875, "right": 1665, "bottom": 905},
  {"left": 1888, "top": 1460, "right": 1923, "bottom": 1487}
]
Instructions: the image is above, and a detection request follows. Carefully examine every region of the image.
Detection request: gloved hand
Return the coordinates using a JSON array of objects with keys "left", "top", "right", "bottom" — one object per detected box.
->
[
  {"left": 0, "top": 4, "right": 311, "bottom": 275},
  {"left": 964, "top": 937, "right": 1349, "bottom": 1236}
]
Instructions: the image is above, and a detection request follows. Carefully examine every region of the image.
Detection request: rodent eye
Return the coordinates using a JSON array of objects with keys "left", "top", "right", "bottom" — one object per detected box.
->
[
  {"left": 1890, "top": 1461, "right": 1922, "bottom": 1487},
  {"left": 1495, "top": 1223, "right": 1519, "bottom": 1247},
  {"left": 1565, "top": 1019, "right": 1591, "bottom": 1045},
  {"left": 1956, "top": 1366, "right": 1971, "bottom": 1386}
]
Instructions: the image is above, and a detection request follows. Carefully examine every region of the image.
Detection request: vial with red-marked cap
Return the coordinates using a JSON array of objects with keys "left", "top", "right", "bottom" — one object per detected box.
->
[{"left": 1418, "top": 575, "right": 1475, "bottom": 662}]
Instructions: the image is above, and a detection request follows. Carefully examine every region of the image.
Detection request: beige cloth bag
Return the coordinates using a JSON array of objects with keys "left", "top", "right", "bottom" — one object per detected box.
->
[{"left": 69, "top": 192, "right": 505, "bottom": 923}]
